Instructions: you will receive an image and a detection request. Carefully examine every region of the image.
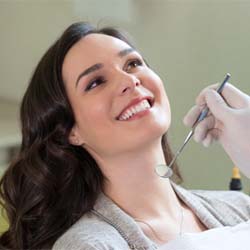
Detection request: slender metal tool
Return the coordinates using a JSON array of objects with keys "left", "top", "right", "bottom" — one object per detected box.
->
[{"left": 155, "top": 73, "right": 231, "bottom": 178}]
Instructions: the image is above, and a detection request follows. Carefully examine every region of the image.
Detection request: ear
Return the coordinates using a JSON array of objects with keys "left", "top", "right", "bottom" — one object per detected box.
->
[{"left": 68, "top": 125, "right": 84, "bottom": 146}]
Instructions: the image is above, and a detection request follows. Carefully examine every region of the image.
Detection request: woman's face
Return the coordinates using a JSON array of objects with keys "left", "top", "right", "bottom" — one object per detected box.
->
[{"left": 62, "top": 33, "right": 171, "bottom": 158}]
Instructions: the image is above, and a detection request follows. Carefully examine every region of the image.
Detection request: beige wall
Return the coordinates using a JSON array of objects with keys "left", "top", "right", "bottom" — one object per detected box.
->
[{"left": 0, "top": 0, "right": 250, "bottom": 192}]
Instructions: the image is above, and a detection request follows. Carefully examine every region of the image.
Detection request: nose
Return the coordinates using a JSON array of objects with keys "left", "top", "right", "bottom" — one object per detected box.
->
[{"left": 117, "top": 72, "right": 141, "bottom": 95}]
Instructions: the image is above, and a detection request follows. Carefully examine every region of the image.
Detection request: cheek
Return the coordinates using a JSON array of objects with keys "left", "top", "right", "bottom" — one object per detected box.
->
[
  {"left": 146, "top": 70, "right": 170, "bottom": 106},
  {"left": 74, "top": 99, "right": 113, "bottom": 141},
  {"left": 144, "top": 68, "right": 164, "bottom": 89},
  {"left": 160, "top": 85, "right": 171, "bottom": 118},
  {"left": 148, "top": 71, "right": 171, "bottom": 121},
  {"left": 76, "top": 100, "right": 108, "bottom": 127}
]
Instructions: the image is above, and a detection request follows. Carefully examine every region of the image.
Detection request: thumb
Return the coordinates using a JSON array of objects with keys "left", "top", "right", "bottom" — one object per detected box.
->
[{"left": 205, "top": 89, "right": 231, "bottom": 120}]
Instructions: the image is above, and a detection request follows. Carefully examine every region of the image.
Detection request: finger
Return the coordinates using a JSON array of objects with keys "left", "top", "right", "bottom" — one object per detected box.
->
[
  {"left": 202, "top": 133, "right": 213, "bottom": 147},
  {"left": 198, "top": 89, "right": 231, "bottom": 121},
  {"left": 196, "top": 83, "right": 250, "bottom": 109},
  {"left": 209, "top": 127, "right": 221, "bottom": 141},
  {"left": 183, "top": 105, "right": 201, "bottom": 127},
  {"left": 219, "top": 83, "right": 250, "bottom": 108},
  {"left": 193, "top": 115, "right": 215, "bottom": 143},
  {"left": 196, "top": 83, "right": 219, "bottom": 106},
  {"left": 207, "top": 90, "right": 231, "bottom": 119}
]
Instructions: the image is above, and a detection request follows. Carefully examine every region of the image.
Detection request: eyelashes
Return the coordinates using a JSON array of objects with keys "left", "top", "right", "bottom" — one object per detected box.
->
[
  {"left": 126, "top": 58, "right": 143, "bottom": 70},
  {"left": 84, "top": 58, "right": 144, "bottom": 92},
  {"left": 85, "top": 76, "right": 106, "bottom": 91}
]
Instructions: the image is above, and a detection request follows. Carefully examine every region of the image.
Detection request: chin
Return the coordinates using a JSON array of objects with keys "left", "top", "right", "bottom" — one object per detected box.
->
[{"left": 142, "top": 122, "right": 170, "bottom": 144}]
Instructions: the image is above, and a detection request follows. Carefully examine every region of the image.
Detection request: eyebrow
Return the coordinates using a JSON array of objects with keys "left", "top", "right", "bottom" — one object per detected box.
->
[
  {"left": 117, "top": 47, "right": 135, "bottom": 57},
  {"left": 75, "top": 47, "right": 136, "bottom": 88}
]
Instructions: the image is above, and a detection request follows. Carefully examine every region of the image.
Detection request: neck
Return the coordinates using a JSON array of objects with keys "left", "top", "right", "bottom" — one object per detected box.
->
[{"left": 97, "top": 139, "right": 182, "bottom": 221}]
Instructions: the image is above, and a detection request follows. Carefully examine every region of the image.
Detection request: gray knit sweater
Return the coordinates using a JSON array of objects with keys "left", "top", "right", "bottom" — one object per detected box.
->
[{"left": 52, "top": 184, "right": 250, "bottom": 250}]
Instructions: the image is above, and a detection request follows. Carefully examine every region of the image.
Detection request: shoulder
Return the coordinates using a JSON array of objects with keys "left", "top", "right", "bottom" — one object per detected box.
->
[
  {"left": 190, "top": 189, "right": 250, "bottom": 220},
  {"left": 52, "top": 212, "right": 129, "bottom": 250},
  {"left": 173, "top": 183, "right": 250, "bottom": 226}
]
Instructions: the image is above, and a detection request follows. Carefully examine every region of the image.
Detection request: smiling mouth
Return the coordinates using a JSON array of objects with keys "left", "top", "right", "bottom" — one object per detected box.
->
[{"left": 116, "top": 98, "right": 154, "bottom": 121}]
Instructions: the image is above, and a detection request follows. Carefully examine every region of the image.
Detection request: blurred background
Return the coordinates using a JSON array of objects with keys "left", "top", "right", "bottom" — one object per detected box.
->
[{"left": 1, "top": 0, "right": 250, "bottom": 230}]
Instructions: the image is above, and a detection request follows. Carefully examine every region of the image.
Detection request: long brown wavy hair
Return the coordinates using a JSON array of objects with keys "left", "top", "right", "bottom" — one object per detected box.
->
[{"left": 0, "top": 22, "right": 182, "bottom": 250}]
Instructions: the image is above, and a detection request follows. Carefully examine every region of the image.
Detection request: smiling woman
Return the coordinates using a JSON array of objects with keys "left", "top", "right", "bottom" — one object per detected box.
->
[
  {"left": 0, "top": 22, "right": 250, "bottom": 250},
  {"left": 0, "top": 22, "right": 180, "bottom": 250},
  {"left": 62, "top": 32, "right": 173, "bottom": 160}
]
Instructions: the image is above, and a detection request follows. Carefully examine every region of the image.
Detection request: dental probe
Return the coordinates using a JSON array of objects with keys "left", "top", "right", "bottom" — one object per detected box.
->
[{"left": 155, "top": 73, "right": 231, "bottom": 178}]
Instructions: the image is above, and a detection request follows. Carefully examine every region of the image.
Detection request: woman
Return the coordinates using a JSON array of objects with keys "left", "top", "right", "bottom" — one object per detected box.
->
[{"left": 0, "top": 22, "right": 249, "bottom": 250}]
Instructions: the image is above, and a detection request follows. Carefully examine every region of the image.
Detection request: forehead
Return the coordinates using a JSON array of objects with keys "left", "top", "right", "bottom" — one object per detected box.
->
[
  {"left": 62, "top": 33, "right": 132, "bottom": 83},
  {"left": 63, "top": 34, "right": 132, "bottom": 67}
]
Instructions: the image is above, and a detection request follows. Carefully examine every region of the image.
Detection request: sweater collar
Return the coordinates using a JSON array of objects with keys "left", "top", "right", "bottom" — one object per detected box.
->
[
  {"left": 92, "top": 191, "right": 156, "bottom": 250},
  {"left": 92, "top": 182, "right": 219, "bottom": 250}
]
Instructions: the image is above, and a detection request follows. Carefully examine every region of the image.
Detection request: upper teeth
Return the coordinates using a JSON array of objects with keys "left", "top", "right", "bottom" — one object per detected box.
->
[{"left": 118, "top": 99, "right": 151, "bottom": 121}]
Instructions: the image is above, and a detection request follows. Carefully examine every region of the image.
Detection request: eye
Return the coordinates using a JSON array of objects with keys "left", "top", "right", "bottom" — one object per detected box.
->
[
  {"left": 85, "top": 76, "right": 106, "bottom": 91},
  {"left": 126, "top": 58, "right": 143, "bottom": 71}
]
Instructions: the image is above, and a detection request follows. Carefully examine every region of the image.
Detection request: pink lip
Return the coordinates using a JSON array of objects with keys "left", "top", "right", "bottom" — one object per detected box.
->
[{"left": 116, "top": 96, "right": 154, "bottom": 120}]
